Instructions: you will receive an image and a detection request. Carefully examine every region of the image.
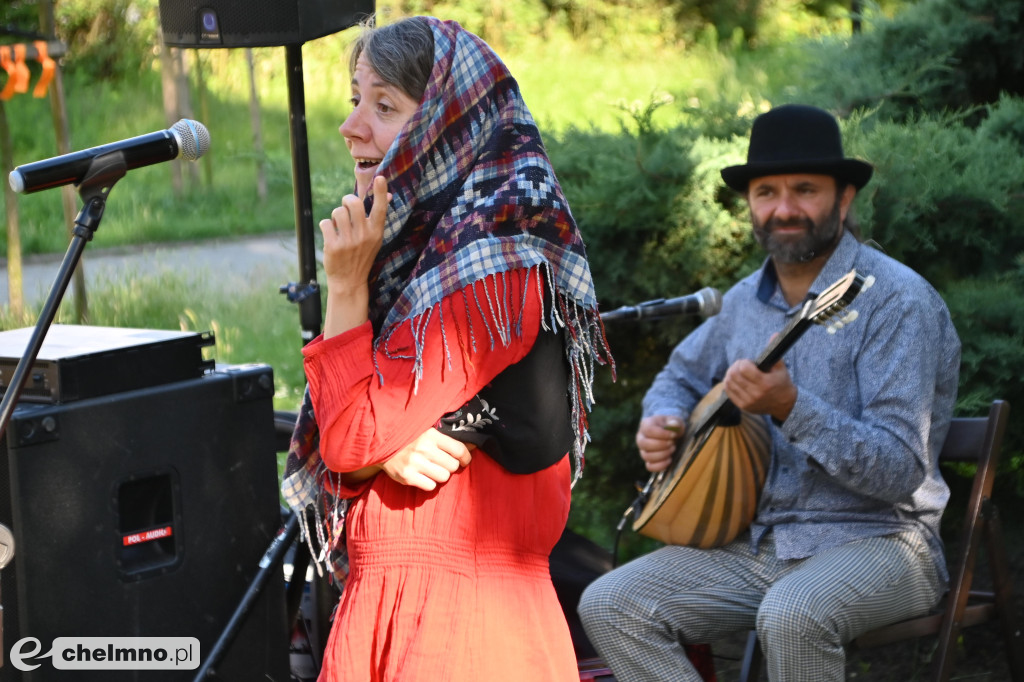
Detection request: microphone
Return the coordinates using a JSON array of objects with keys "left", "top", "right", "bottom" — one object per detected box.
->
[
  {"left": 9, "top": 119, "right": 211, "bottom": 194},
  {"left": 600, "top": 286, "right": 723, "bottom": 322}
]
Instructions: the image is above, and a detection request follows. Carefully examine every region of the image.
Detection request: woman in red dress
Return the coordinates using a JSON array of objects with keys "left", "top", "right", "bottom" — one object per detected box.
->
[{"left": 282, "top": 16, "right": 612, "bottom": 681}]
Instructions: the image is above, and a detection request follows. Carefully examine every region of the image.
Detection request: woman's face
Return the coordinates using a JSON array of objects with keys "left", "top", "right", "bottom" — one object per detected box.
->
[{"left": 340, "top": 52, "right": 420, "bottom": 198}]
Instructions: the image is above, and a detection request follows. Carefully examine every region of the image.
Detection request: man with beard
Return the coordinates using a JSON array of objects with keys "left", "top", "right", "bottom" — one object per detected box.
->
[{"left": 578, "top": 104, "right": 961, "bottom": 681}]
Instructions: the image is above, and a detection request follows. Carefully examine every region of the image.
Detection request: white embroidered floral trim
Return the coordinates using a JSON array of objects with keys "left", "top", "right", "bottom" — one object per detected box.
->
[{"left": 449, "top": 399, "right": 499, "bottom": 432}]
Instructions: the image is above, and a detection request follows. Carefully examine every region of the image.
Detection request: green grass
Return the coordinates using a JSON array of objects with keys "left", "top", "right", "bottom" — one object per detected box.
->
[
  {"left": 1, "top": 17, "right": 778, "bottom": 256},
  {"left": 0, "top": 10, "right": 801, "bottom": 414},
  {"left": 0, "top": 266, "right": 309, "bottom": 412}
]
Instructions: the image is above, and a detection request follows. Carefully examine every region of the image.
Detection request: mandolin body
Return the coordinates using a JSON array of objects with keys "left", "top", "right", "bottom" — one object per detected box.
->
[{"left": 632, "top": 385, "right": 771, "bottom": 548}]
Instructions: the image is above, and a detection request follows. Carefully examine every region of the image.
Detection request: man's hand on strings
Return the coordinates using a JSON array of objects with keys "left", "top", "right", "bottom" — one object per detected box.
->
[{"left": 636, "top": 415, "right": 685, "bottom": 473}]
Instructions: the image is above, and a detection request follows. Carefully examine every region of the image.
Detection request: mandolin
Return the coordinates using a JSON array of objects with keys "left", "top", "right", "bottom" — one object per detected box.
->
[{"left": 630, "top": 268, "right": 874, "bottom": 548}]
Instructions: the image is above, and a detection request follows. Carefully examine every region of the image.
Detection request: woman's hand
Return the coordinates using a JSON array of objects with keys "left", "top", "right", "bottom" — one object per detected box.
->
[
  {"left": 321, "top": 175, "right": 392, "bottom": 337},
  {"left": 380, "top": 428, "right": 474, "bottom": 491}
]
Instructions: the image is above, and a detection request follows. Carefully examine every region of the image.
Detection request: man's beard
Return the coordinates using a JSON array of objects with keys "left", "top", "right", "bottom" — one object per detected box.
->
[{"left": 752, "top": 198, "right": 843, "bottom": 264}]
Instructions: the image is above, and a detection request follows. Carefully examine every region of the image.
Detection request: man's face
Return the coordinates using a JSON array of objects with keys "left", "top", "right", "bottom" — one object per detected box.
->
[{"left": 747, "top": 173, "right": 851, "bottom": 264}]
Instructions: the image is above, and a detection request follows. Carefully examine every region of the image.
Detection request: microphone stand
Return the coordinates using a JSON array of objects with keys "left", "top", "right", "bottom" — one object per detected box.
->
[
  {"left": 0, "top": 151, "right": 126, "bottom": 443},
  {"left": 192, "top": 510, "right": 300, "bottom": 681}
]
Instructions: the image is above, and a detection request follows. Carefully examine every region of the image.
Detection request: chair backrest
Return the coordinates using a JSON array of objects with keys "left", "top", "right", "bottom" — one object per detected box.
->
[
  {"left": 935, "top": 401, "right": 1009, "bottom": 576},
  {"left": 929, "top": 399, "right": 1022, "bottom": 682},
  {"left": 933, "top": 400, "right": 1011, "bottom": 646},
  {"left": 939, "top": 400, "right": 1009, "bottom": 466},
  {"left": 939, "top": 400, "right": 1009, "bottom": 596}
]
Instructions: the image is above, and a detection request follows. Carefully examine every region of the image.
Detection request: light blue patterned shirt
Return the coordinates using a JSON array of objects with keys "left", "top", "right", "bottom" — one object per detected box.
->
[{"left": 642, "top": 231, "right": 961, "bottom": 583}]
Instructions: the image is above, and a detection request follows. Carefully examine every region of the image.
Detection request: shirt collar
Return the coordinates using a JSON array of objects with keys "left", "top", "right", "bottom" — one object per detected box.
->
[
  {"left": 811, "top": 230, "right": 860, "bottom": 296},
  {"left": 755, "top": 230, "right": 860, "bottom": 309}
]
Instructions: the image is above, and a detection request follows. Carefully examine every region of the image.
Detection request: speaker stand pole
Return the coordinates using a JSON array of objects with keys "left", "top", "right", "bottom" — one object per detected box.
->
[
  {"left": 283, "top": 42, "right": 322, "bottom": 344},
  {"left": 0, "top": 152, "right": 127, "bottom": 442},
  {"left": 281, "top": 39, "right": 319, "bottom": 640}
]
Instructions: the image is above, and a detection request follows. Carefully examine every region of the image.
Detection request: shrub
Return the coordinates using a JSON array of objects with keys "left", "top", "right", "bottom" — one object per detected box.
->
[
  {"left": 788, "top": 0, "right": 1024, "bottom": 121},
  {"left": 550, "top": 93, "right": 1024, "bottom": 553}
]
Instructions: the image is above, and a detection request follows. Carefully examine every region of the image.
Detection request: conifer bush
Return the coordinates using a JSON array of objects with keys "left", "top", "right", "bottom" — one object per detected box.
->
[
  {"left": 552, "top": 93, "right": 1024, "bottom": 553},
  {"left": 789, "top": 0, "right": 1024, "bottom": 121}
]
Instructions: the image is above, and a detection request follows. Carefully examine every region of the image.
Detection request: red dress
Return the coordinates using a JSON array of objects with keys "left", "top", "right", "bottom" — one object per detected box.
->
[{"left": 303, "top": 268, "right": 579, "bottom": 681}]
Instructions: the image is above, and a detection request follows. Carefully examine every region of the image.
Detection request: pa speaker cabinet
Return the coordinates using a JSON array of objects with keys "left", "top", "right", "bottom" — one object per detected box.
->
[
  {"left": 159, "top": 0, "right": 375, "bottom": 48},
  {"left": 0, "top": 364, "right": 289, "bottom": 681}
]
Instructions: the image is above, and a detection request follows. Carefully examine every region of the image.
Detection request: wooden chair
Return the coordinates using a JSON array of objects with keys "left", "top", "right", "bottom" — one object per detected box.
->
[
  {"left": 740, "top": 399, "right": 1023, "bottom": 682},
  {"left": 578, "top": 657, "right": 616, "bottom": 680}
]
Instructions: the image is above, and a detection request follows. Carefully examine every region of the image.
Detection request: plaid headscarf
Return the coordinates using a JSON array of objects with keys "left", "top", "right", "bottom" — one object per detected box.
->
[{"left": 282, "top": 17, "right": 612, "bottom": 582}]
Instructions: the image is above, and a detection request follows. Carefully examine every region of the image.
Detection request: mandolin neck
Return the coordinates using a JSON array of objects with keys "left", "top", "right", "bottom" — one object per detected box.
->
[
  {"left": 754, "top": 306, "right": 812, "bottom": 371},
  {"left": 697, "top": 313, "right": 809, "bottom": 430}
]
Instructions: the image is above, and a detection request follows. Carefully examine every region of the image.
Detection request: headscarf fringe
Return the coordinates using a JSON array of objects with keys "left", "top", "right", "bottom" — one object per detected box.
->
[{"left": 377, "top": 263, "right": 612, "bottom": 476}]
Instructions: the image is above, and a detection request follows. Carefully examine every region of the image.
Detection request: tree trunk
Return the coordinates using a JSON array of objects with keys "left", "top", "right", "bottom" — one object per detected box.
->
[
  {"left": 0, "top": 101, "right": 24, "bottom": 317},
  {"left": 246, "top": 48, "right": 267, "bottom": 202},
  {"left": 39, "top": 0, "right": 87, "bottom": 321},
  {"left": 173, "top": 48, "right": 200, "bottom": 186},
  {"left": 194, "top": 50, "right": 213, "bottom": 187},
  {"left": 158, "top": 24, "right": 184, "bottom": 197}
]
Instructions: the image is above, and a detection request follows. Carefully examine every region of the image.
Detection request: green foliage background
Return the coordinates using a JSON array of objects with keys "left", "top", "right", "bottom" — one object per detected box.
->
[
  {"left": 545, "top": 0, "right": 1024, "bottom": 553},
  {"left": 2, "top": 0, "right": 1023, "bottom": 555}
]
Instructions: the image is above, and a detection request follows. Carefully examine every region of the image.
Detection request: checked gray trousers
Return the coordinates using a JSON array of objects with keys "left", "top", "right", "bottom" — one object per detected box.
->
[{"left": 577, "top": 531, "right": 943, "bottom": 682}]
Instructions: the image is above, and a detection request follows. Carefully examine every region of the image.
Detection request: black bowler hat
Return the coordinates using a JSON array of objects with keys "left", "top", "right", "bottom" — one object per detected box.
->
[{"left": 721, "top": 104, "right": 873, "bottom": 192}]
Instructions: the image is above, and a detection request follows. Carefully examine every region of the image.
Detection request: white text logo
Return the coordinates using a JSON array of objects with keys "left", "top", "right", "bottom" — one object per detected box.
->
[{"left": 10, "top": 637, "right": 200, "bottom": 671}]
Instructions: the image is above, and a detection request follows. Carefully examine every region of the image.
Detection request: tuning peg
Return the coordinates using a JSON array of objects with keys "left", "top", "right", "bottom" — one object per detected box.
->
[
  {"left": 862, "top": 275, "right": 876, "bottom": 290},
  {"left": 827, "top": 309, "right": 861, "bottom": 334}
]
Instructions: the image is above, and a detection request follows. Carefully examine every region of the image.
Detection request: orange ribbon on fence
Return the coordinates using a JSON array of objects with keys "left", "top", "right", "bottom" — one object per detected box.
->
[
  {"left": 0, "top": 46, "right": 15, "bottom": 100},
  {"left": 12, "top": 44, "right": 31, "bottom": 94},
  {"left": 0, "top": 42, "right": 56, "bottom": 100},
  {"left": 33, "top": 40, "right": 55, "bottom": 98}
]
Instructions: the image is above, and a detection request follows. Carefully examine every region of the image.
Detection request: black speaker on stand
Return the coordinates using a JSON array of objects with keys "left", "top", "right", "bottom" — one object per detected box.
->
[
  {"left": 159, "top": 0, "right": 374, "bottom": 48},
  {"left": 157, "top": 0, "right": 374, "bottom": 347},
  {"left": 154, "top": 3, "right": 374, "bottom": 674},
  {"left": 0, "top": 327, "right": 289, "bottom": 680}
]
